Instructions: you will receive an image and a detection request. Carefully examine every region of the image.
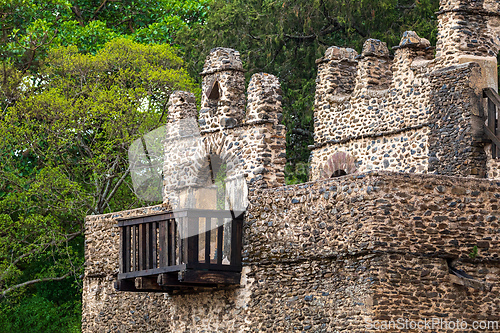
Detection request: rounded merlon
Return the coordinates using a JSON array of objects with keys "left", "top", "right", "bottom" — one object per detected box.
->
[{"left": 200, "top": 47, "right": 244, "bottom": 75}]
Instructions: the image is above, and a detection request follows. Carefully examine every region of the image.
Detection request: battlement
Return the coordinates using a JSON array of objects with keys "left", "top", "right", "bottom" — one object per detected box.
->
[
  {"left": 199, "top": 47, "right": 244, "bottom": 75},
  {"left": 246, "top": 73, "right": 283, "bottom": 124},
  {"left": 199, "top": 48, "right": 246, "bottom": 131},
  {"left": 166, "top": 91, "right": 197, "bottom": 121},
  {"left": 310, "top": 0, "right": 500, "bottom": 181}
]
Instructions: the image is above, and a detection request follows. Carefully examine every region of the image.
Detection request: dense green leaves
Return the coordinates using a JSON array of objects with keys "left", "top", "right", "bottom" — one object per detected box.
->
[
  {"left": 0, "top": 38, "right": 197, "bottom": 329},
  {"left": 1, "top": 0, "right": 210, "bottom": 71}
]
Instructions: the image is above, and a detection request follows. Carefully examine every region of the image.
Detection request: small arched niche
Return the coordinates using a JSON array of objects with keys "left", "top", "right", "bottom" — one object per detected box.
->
[{"left": 320, "top": 152, "right": 357, "bottom": 180}]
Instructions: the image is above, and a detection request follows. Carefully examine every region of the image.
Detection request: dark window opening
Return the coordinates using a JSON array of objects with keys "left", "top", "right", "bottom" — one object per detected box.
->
[
  {"left": 331, "top": 169, "right": 347, "bottom": 178},
  {"left": 207, "top": 80, "right": 220, "bottom": 101}
]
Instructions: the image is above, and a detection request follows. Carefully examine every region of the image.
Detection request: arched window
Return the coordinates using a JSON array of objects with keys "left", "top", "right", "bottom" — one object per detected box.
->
[
  {"left": 320, "top": 152, "right": 357, "bottom": 179},
  {"left": 206, "top": 79, "right": 220, "bottom": 101}
]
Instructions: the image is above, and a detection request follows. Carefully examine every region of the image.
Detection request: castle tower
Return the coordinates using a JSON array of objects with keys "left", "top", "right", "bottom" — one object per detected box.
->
[
  {"left": 199, "top": 48, "right": 246, "bottom": 132},
  {"left": 436, "top": 0, "right": 500, "bottom": 89}
]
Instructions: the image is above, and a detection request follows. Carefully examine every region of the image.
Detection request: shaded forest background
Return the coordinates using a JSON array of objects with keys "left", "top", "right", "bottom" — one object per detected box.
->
[{"left": 0, "top": 0, "right": 438, "bottom": 331}]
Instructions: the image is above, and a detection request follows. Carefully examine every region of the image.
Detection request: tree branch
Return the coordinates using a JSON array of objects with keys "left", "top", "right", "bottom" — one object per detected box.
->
[
  {"left": 292, "top": 128, "right": 313, "bottom": 137},
  {"left": 71, "top": 5, "right": 85, "bottom": 26},
  {"left": 90, "top": 0, "right": 109, "bottom": 21},
  {"left": 0, "top": 273, "right": 71, "bottom": 299},
  {"left": 97, "top": 156, "right": 120, "bottom": 212},
  {"left": 0, "top": 231, "right": 81, "bottom": 283},
  {"left": 100, "top": 166, "right": 130, "bottom": 214}
]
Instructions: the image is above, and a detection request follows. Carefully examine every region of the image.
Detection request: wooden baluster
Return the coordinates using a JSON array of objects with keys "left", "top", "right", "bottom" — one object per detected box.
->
[
  {"left": 159, "top": 221, "right": 166, "bottom": 267},
  {"left": 217, "top": 218, "right": 223, "bottom": 266},
  {"left": 488, "top": 97, "right": 496, "bottom": 158},
  {"left": 120, "top": 226, "right": 130, "bottom": 274},
  {"left": 170, "top": 218, "right": 181, "bottom": 265},
  {"left": 496, "top": 100, "right": 500, "bottom": 158},
  {"left": 152, "top": 222, "right": 157, "bottom": 268},
  {"left": 138, "top": 223, "right": 146, "bottom": 271},
  {"left": 145, "top": 222, "right": 151, "bottom": 269},
  {"left": 205, "top": 217, "right": 211, "bottom": 267},
  {"left": 231, "top": 217, "right": 242, "bottom": 268},
  {"left": 131, "top": 225, "right": 137, "bottom": 271},
  {"left": 187, "top": 216, "right": 199, "bottom": 266}
]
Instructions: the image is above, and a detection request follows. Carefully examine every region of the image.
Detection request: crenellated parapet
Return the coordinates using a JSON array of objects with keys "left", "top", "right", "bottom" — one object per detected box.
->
[
  {"left": 163, "top": 48, "right": 286, "bottom": 206},
  {"left": 310, "top": 6, "right": 500, "bottom": 182},
  {"left": 315, "top": 46, "right": 358, "bottom": 97}
]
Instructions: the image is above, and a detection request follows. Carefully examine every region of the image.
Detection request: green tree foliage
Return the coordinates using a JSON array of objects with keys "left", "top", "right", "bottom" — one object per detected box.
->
[
  {"left": 177, "top": 0, "right": 439, "bottom": 183},
  {"left": 0, "top": 0, "right": 210, "bottom": 72},
  {"left": 0, "top": 38, "right": 197, "bottom": 329}
]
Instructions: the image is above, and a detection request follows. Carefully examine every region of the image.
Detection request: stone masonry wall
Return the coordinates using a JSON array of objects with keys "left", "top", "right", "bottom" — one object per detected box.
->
[
  {"left": 436, "top": 0, "right": 500, "bottom": 67},
  {"left": 311, "top": 127, "right": 429, "bottom": 177},
  {"left": 427, "top": 62, "right": 487, "bottom": 177},
  {"left": 310, "top": 34, "right": 438, "bottom": 180},
  {"left": 83, "top": 172, "right": 500, "bottom": 332},
  {"left": 311, "top": 29, "right": 497, "bottom": 180}
]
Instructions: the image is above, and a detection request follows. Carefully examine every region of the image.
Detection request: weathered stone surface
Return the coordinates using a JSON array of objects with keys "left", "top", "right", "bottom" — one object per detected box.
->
[
  {"left": 310, "top": 15, "right": 499, "bottom": 180},
  {"left": 83, "top": 172, "right": 500, "bottom": 332},
  {"left": 399, "top": 30, "right": 431, "bottom": 48},
  {"left": 362, "top": 39, "right": 390, "bottom": 58}
]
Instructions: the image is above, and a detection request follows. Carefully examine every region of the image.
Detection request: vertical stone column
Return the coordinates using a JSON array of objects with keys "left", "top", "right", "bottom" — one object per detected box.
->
[
  {"left": 392, "top": 31, "right": 432, "bottom": 73},
  {"left": 246, "top": 73, "right": 283, "bottom": 124},
  {"left": 163, "top": 91, "right": 206, "bottom": 208},
  {"left": 391, "top": 31, "right": 433, "bottom": 93},
  {"left": 313, "top": 46, "right": 358, "bottom": 144},
  {"left": 199, "top": 48, "right": 246, "bottom": 132},
  {"left": 166, "top": 90, "right": 198, "bottom": 123},
  {"left": 354, "top": 39, "right": 392, "bottom": 91},
  {"left": 241, "top": 73, "right": 286, "bottom": 188}
]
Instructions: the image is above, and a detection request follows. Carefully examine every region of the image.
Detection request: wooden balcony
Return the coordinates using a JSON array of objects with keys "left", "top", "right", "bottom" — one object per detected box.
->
[
  {"left": 484, "top": 87, "right": 500, "bottom": 158},
  {"left": 114, "top": 209, "right": 243, "bottom": 293}
]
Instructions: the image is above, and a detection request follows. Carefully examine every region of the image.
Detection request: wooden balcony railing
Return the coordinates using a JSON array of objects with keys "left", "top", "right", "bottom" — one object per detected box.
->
[
  {"left": 483, "top": 87, "right": 500, "bottom": 158},
  {"left": 115, "top": 209, "right": 243, "bottom": 292}
]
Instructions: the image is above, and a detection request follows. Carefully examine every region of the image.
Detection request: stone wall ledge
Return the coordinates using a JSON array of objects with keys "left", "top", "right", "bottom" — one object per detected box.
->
[
  {"left": 246, "top": 171, "right": 500, "bottom": 264},
  {"left": 85, "top": 204, "right": 167, "bottom": 223},
  {"left": 436, "top": 8, "right": 500, "bottom": 17}
]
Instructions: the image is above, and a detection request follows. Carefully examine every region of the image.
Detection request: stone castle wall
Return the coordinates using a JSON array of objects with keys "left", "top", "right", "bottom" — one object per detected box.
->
[
  {"left": 83, "top": 172, "right": 500, "bottom": 332},
  {"left": 310, "top": 0, "right": 500, "bottom": 181},
  {"left": 173, "top": 49, "right": 286, "bottom": 196}
]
